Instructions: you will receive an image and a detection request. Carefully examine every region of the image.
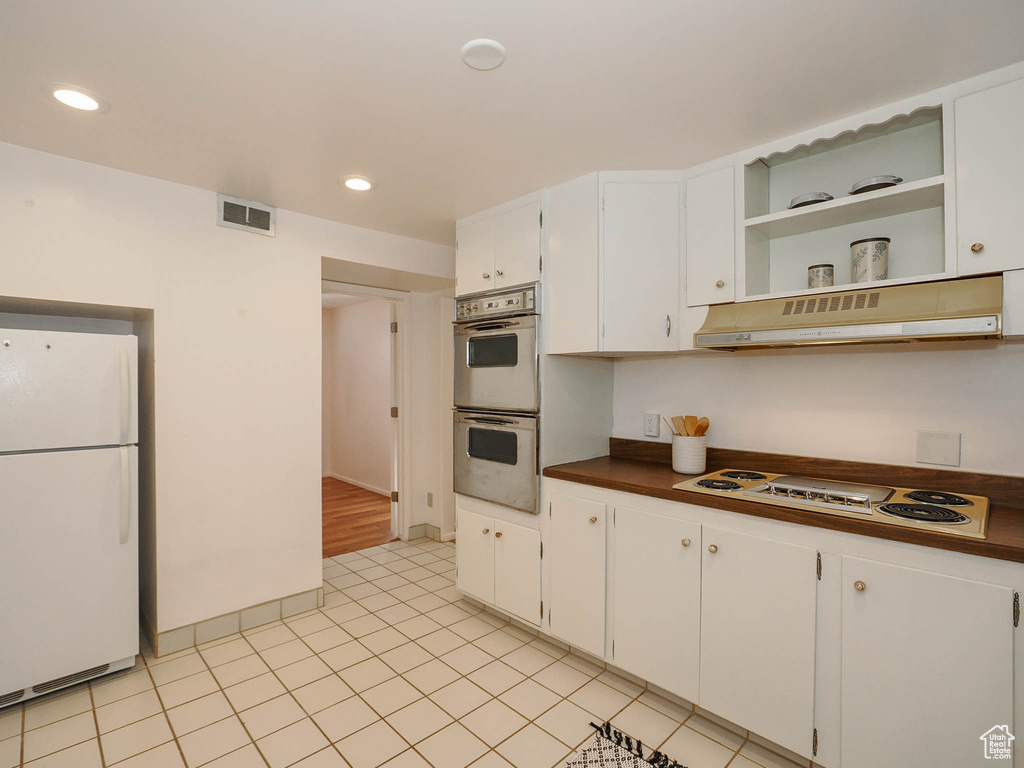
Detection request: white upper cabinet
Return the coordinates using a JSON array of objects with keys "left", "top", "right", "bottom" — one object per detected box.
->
[
  {"left": 544, "top": 171, "right": 681, "bottom": 354},
  {"left": 699, "top": 528, "right": 818, "bottom": 759},
  {"left": 955, "top": 77, "right": 1024, "bottom": 276},
  {"left": 841, "top": 556, "right": 1014, "bottom": 768},
  {"left": 456, "top": 195, "right": 542, "bottom": 296},
  {"left": 685, "top": 167, "right": 736, "bottom": 307}
]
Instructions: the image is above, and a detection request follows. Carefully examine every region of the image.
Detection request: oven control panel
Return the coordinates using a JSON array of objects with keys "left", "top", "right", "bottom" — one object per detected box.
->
[{"left": 456, "top": 284, "right": 538, "bottom": 322}]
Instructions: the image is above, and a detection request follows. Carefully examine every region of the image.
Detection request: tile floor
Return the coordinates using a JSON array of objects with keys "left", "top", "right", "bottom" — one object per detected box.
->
[{"left": 0, "top": 539, "right": 806, "bottom": 768}]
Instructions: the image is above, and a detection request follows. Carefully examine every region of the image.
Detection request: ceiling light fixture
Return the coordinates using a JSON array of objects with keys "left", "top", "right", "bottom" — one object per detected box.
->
[
  {"left": 44, "top": 83, "right": 111, "bottom": 113},
  {"left": 340, "top": 176, "right": 374, "bottom": 191},
  {"left": 461, "top": 39, "right": 506, "bottom": 71}
]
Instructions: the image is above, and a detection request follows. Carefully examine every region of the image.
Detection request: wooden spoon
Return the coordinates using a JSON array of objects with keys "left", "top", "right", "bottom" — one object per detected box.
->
[
  {"left": 693, "top": 416, "right": 710, "bottom": 437},
  {"left": 663, "top": 416, "right": 679, "bottom": 436},
  {"left": 672, "top": 416, "right": 687, "bottom": 437},
  {"left": 684, "top": 415, "right": 698, "bottom": 437}
]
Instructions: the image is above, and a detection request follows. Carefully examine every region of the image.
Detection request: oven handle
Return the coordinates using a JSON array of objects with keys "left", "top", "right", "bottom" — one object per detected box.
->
[
  {"left": 460, "top": 320, "right": 521, "bottom": 332},
  {"left": 463, "top": 416, "right": 518, "bottom": 426}
]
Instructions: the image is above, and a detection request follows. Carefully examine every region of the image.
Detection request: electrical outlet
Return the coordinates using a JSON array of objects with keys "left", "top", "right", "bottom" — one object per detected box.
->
[
  {"left": 426, "top": 492, "right": 434, "bottom": 507},
  {"left": 917, "top": 430, "right": 961, "bottom": 467},
  {"left": 644, "top": 413, "right": 661, "bottom": 438}
]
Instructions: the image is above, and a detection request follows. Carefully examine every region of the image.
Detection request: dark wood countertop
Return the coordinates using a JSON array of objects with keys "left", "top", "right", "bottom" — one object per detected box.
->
[{"left": 543, "top": 441, "right": 1024, "bottom": 564}]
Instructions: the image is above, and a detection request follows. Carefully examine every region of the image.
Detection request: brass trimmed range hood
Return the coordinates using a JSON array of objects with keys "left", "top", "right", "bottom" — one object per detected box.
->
[{"left": 695, "top": 276, "right": 1002, "bottom": 349}]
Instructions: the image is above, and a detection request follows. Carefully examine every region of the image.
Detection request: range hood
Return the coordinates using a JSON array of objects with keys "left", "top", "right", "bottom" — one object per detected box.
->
[{"left": 695, "top": 276, "right": 1002, "bottom": 349}]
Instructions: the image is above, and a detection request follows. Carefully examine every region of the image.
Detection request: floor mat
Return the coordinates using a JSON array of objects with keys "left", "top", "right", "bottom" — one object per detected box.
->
[{"left": 561, "top": 722, "right": 687, "bottom": 768}]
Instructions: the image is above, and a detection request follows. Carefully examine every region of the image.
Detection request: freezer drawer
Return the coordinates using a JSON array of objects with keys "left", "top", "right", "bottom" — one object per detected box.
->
[
  {"left": 0, "top": 329, "right": 138, "bottom": 452},
  {"left": 0, "top": 447, "right": 139, "bottom": 694}
]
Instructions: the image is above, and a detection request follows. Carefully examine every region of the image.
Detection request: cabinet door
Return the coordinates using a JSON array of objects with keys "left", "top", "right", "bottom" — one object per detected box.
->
[
  {"left": 956, "top": 77, "right": 1024, "bottom": 275},
  {"left": 494, "top": 201, "right": 541, "bottom": 289},
  {"left": 493, "top": 520, "right": 541, "bottom": 625},
  {"left": 685, "top": 167, "right": 736, "bottom": 306},
  {"left": 841, "top": 557, "right": 1013, "bottom": 768},
  {"left": 602, "top": 181, "right": 680, "bottom": 352},
  {"left": 455, "top": 508, "right": 494, "bottom": 603},
  {"left": 456, "top": 218, "right": 495, "bottom": 296},
  {"left": 549, "top": 494, "right": 607, "bottom": 657},
  {"left": 612, "top": 505, "right": 701, "bottom": 702},
  {"left": 543, "top": 173, "right": 600, "bottom": 354},
  {"left": 700, "top": 528, "right": 817, "bottom": 758}
]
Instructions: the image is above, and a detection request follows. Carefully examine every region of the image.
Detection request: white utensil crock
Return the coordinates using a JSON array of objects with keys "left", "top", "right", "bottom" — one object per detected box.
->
[{"left": 672, "top": 435, "right": 708, "bottom": 474}]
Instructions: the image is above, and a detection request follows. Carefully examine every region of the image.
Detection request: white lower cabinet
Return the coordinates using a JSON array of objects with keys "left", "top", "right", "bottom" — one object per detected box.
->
[
  {"left": 699, "top": 528, "right": 818, "bottom": 759},
  {"left": 841, "top": 556, "right": 1015, "bottom": 768},
  {"left": 455, "top": 506, "right": 540, "bottom": 625},
  {"left": 548, "top": 493, "right": 608, "bottom": 657},
  {"left": 612, "top": 504, "right": 701, "bottom": 702}
]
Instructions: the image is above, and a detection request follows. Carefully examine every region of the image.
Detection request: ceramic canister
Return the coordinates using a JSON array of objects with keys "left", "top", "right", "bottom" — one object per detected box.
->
[
  {"left": 850, "top": 237, "right": 890, "bottom": 283},
  {"left": 808, "top": 264, "right": 835, "bottom": 289}
]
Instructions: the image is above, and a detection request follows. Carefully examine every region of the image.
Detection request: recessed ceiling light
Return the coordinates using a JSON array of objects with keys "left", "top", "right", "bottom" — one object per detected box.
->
[
  {"left": 461, "top": 39, "right": 506, "bottom": 71},
  {"left": 43, "top": 83, "right": 111, "bottom": 113},
  {"left": 340, "top": 176, "right": 374, "bottom": 191}
]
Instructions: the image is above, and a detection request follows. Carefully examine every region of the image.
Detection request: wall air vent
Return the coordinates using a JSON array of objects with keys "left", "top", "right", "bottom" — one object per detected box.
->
[{"left": 217, "top": 194, "right": 276, "bottom": 237}]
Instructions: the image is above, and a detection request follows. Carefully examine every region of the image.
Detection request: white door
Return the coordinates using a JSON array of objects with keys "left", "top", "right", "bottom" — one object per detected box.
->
[
  {"left": 493, "top": 521, "right": 541, "bottom": 625},
  {"left": 686, "top": 167, "right": 736, "bottom": 306},
  {"left": 494, "top": 201, "right": 541, "bottom": 289},
  {"left": 549, "top": 494, "right": 607, "bottom": 657},
  {"left": 0, "top": 329, "right": 138, "bottom": 452},
  {"left": 955, "top": 77, "right": 1024, "bottom": 275},
  {"left": 455, "top": 508, "right": 494, "bottom": 603},
  {"left": 841, "top": 557, "right": 1014, "bottom": 768},
  {"left": 700, "top": 528, "right": 818, "bottom": 759},
  {"left": 456, "top": 218, "right": 495, "bottom": 296},
  {"left": 602, "top": 181, "right": 680, "bottom": 352},
  {"left": 0, "top": 447, "right": 138, "bottom": 693},
  {"left": 612, "top": 505, "right": 701, "bottom": 702}
]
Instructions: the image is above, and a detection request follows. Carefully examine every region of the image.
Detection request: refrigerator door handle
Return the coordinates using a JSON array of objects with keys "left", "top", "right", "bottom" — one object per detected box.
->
[
  {"left": 119, "top": 447, "right": 131, "bottom": 545},
  {"left": 119, "top": 348, "right": 131, "bottom": 446}
]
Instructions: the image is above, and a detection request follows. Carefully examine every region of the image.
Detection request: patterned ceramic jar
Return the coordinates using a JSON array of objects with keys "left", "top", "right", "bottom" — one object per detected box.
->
[
  {"left": 672, "top": 435, "right": 707, "bottom": 474},
  {"left": 807, "top": 264, "right": 835, "bottom": 289},
  {"left": 850, "top": 237, "right": 890, "bottom": 283}
]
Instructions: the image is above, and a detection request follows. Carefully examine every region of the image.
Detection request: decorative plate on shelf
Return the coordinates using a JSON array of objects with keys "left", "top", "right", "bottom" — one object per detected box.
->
[
  {"left": 849, "top": 175, "right": 903, "bottom": 195},
  {"left": 788, "top": 192, "right": 834, "bottom": 209}
]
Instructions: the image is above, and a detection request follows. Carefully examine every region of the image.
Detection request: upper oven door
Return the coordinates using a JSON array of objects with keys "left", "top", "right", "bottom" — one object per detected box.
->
[{"left": 454, "top": 315, "right": 538, "bottom": 413}]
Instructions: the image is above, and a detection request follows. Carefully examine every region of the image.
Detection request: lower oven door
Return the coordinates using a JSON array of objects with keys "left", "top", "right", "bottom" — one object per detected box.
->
[{"left": 453, "top": 411, "right": 538, "bottom": 514}]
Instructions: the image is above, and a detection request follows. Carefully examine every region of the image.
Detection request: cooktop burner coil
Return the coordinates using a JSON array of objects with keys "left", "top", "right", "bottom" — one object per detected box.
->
[
  {"left": 877, "top": 503, "right": 972, "bottom": 525},
  {"left": 695, "top": 479, "right": 744, "bottom": 491},
  {"left": 720, "top": 471, "right": 768, "bottom": 481},
  {"left": 904, "top": 490, "right": 974, "bottom": 507}
]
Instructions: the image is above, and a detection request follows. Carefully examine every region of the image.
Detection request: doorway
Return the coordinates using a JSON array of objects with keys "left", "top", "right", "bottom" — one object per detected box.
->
[{"left": 320, "top": 283, "right": 404, "bottom": 557}]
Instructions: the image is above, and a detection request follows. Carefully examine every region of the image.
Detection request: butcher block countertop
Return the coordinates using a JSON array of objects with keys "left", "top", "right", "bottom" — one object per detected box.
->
[{"left": 543, "top": 438, "right": 1024, "bottom": 564}]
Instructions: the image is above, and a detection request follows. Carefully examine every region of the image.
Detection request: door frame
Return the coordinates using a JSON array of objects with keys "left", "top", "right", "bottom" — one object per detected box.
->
[{"left": 321, "top": 279, "right": 409, "bottom": 541}]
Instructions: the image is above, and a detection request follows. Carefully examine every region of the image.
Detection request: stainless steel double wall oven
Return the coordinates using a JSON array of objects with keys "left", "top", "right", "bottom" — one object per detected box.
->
[{"left": 453, "top": 283, "right": 539, "bottom": 513}]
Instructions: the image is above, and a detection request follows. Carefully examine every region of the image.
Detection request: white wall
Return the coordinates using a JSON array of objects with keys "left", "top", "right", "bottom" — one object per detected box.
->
[
  {"left": 321, "top": 309, "right": 333, "bottom": 475},
  {"left": 324, "top": 300, "right": 393, "bottom": 495},
  {"left": 613, "top": 341, "right": 1024, "bottom": 477},
  {"left": 0, "top": 141, "right": 454, "bottom": 632}
]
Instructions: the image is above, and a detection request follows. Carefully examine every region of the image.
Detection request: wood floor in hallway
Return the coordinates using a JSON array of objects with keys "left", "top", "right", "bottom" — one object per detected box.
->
[{"left": 322, "top": 476, "right": 397, "bottom": 558}]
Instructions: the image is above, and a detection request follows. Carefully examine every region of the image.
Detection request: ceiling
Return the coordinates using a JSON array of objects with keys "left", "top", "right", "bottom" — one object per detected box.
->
[
  {"left": 321, "top": 294, "right": 373, "bottom": 310},
  {"left": 3, "top": 1, "right": 1023, "bottom": 247}
]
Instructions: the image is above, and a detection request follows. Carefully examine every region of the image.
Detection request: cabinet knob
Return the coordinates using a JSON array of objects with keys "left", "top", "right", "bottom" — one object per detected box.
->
[
  {"left": 482, "top": 272, "right": 491, "bottom": 279},
  {"left": 495, "top": 531, "right": 502, "bottom": 538},
  {"left": 496, "top": 269, "right": 504, "bottom": 277},
  {"left": 854, "top": 580, "right": 866, "bottom": 592},
  {"left": 716, "top": 280, "right": 725, "bottom": 288},
  {"left": 666, "top": 314, "right": 672, "bottom": 337},
  {"left": 589, "top": 516, "right": 598, "bottom": 524},
  {"left": 971, "top": 243, "right": 985, "bottom": 253},
  {"left": 681, "top": 538, "right": 691, "bottom": 547},
  {"left": 482, "top": 528, "right": 489, "bottom": 534},
  {"left": 708, "top": 544, "right": 718, "bottom": 553}
]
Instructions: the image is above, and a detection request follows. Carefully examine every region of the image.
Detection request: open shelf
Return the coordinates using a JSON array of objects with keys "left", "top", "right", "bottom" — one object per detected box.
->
[
  {"left": 745, "top": 175, "right": 944, "bottom": 239},
  {"left": 740, "top": 270, "right": 955, "bottom": 303}
]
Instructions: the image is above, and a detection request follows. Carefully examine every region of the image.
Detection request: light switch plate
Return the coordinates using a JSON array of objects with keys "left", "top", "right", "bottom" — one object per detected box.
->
[
  {"left": 917, "top": 430, "right": 961, "bottom": 467},
  {"left": 644, "top": 413, "right": 661, "bottom": 438}
]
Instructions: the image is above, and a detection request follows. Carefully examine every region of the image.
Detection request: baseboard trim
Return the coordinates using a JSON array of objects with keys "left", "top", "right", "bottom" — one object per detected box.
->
[
  {"left": 408, "top": 523, "right": 441, "bottom": 542},
  {"left": 153, "top": 586, "right": 325, "bottom": 657},
  {"left": 327, "top": 472, "right": 390, "bottom": 498}
]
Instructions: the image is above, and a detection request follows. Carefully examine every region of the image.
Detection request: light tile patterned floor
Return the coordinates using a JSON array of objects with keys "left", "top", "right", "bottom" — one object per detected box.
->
[{"left": 0, "top": 539, "right": 806, "bottom": 768}]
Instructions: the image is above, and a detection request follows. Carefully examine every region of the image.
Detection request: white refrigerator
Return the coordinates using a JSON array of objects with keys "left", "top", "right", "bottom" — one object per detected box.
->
[{"left": 0, "top": 328, "right": 139, "bottom": 706}]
